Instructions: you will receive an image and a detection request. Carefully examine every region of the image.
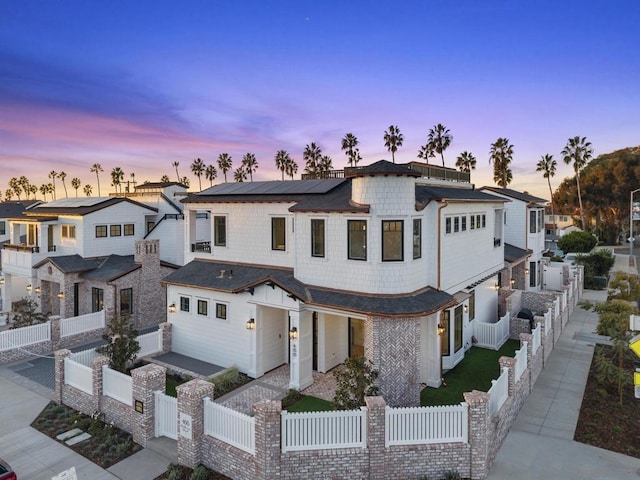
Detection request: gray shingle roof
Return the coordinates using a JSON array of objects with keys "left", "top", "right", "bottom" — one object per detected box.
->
[
  {"left": 34, "top": 255, "right": 103, "bottom": 273},
  {"left": 479, "top": 186, "right": 547, "bottom": 204},
  {"left": 25, "top": 197, "right": 158, "bottom": 216},
  {"left": 347, "top": 160, "right": 421, "bottom": 178},
  {"left": 416, "top": 185, "right": 509, "bottom": 204},
  {"left": 504, "top": 243, "right": 532, "bottom": 263},
  {"left": 0, "top": 200, "right": 41, "bottom": 218},
  {"left": 289, "top": 180, "right": 369, "bottom": 213}
]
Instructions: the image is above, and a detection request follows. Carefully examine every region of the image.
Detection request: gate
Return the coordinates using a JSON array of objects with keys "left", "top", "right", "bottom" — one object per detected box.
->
[
  {"left": 155, "top": 391, "right": 177, "bottom": 439},
  {"left": 543, "top": 264, "right": 564, "bottom": 291}
]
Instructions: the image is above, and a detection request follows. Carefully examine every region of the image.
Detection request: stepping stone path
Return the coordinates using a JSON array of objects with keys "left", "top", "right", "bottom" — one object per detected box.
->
[
  {"left": 66, "top": 432, "right": 92, "bottom": 445},
  {"left": 55, "top": 428, "right": 92, "bottom": 445}
]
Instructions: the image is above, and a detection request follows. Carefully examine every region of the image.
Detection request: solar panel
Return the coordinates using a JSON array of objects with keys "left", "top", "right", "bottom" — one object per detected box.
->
[
  {"left": 41, "top": 197, "right": 108, "bottom": 208},
  {"left": 196, "top": 179, "right": 345, "bottom": 196}
]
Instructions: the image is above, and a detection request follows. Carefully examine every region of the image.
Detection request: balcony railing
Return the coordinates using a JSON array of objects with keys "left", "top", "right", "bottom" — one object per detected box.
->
[
  {"left": 300, "top": 163, "right": 471, "bottom": 183},
  {"left": 48, "top": 245, "right": 57, "bottom": 252},
  {"left": 3, "top": 244, "right": 40, "bottom": 253},
  {"left": 494, "top": 238, "right": 502, "bottom": 247},
  {"left": 191, "top": 241, "right": 211, "bottom": 253}
]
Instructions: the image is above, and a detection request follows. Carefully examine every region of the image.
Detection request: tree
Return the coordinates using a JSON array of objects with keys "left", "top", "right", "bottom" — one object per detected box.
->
[
  {"left": 19, "top": 176, "right": 30, "bottom": 199},
  {"left": 562, "top": 136, "right": 593, "bottom": 230},
  {"left": 191, "top": 158, "right": 205, "bottom": 191},
  {"left": 217, "top": 153, "right": 233, "bottom": 183},
  {"left": 608, "top": 271, "right": 640, "bottom": 301},
  {"left": 160, "top": 174, "right": 170, "bottom": 183},
  {"left": 455, "top": 151, "right": 477, "bottom": 174},
  {"left": 90, "top": 163, "right": 103, "bottom": 196},
  {"left": 274, "top": 150, "right": 291, "bottom": 180},
  {"left": 427, "top": 123, "right": 453, "bottom": 167},
  {"left": 29, "top": 184, "right": 37, "bottom": 199},
  {"left": 96, "top": 315, "right": 140, "bottom": 374},
  {"left": 10, "top": 297, "right": 49, "bottom": 328},
  {"left": 71, "top": 177, "right": 81, "bottom": 197},
  {"left": 4, "top": 189, "right": 13, "bottom": 201},
  {"left": 557, "top": 230, "right": 597, "bottom": 253},
  {"left": 83, "top": 184, "right": 93, "bottom": 196},
  {"left": 536, "top": 154, "right": 557, "bottom": 233},
  {"left": 241, "top": 153, "right": 258, "bottom": 182},
  {"left": 417, "top": 143, "right": 435, "bottom": 163},
  {"left": 110, "top": 167, "right": 124, "bottom": 194},
  {"left": 341, "top": 133, "right": 360, "bottom": 167},
  {"left": 233, "top": 166, "right": 247, "bottom": 182},
  {"left": 285, "top": 156, "right": 298, "bottom": 180},
  {"left": 48, "top": 170, "right": 58, "bottom": 200},
  {"left": 332, "top": 356, "right": 379, "bottom": 410},
  {"left": 172, "top": 161, "right": 180, "bottom": 182},
  {"left": 58, "top": 171, "right": 68, "bottom": 198},
  {"left": 8, "top": 178, "right": 21, "bottom": 200},
  {"left": 303, "top": 142, "right": 323, "bottom": 176},
  {"left": 318, "top": 155, "right": 333, "bottom": 176},
  {"left": 489, "top": 137, "right": 514, "bottom": 187},
  {"left": 39, "top": 184, "right": 47, "bottom": 201},
  {"left": 179, "top": 176, "right": 190, "bottom": 188},
  {"left": 383, "top": 125, "right": 403, "bottom": 163},
  {"left": 205, "top": 164, "right": 217, "bottom": 187}
]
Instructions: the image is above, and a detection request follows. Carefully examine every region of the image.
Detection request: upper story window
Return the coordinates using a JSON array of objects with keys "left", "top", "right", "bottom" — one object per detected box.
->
[
  {"left": 110, "top": 224, "right": 122, "bottom": 237},
  {"left": 216, "top": 302, "right": 227, "bottom": 320},
  {"left": 538, "top": 210, "right": 544, "bottom": 232},
  {"left": 0, "top": 221, "right": 6, "bottom": 235},
  {"left": 61, "top": 225, "right": 76, "bottom": 239},
  {"left": 453, "top": 216, "right": 460, "bottom": 233},
  {"left": 413, "top": 219, "right": 422, "bottom": 259},
  {"left": 461, "top": 216, "right": 467, "bottom": 231},
  {"left": 214, "top": 216, "right": 226, "bottom": 247},
  {"left": 271, "top": 217, "right": 286, "bottom": 251},
  {"left": 92, "top": 287, "right": 104, "bottom": 312},
  {"left": 530, "top": 210, "right": 544, "bottom": 233},
  {"left": 348, "top": 220, "right": 367, "bottom": 260},
  {"left": 96, "top": 225, "right": 107, "bottom": 238},
  {"left": 124, "top": 224, "right": 135, "bottom": 236},
  {"left": 494, "top": 209, "right": 503, "bottom": 247},
  {"left": 146, "top": 221, "right": 155, "bottom": 234},
  {"left": 197, "top": 299, "right": 208, "bottom": 316},
  {"left": 445, "top": 217, "right": 452, "bottom": 234},
  {"left": 382, "top": 220, "right": 403, "bottom": 261},
  {"left": 120, "top": 288, "right": 133, "bottom": 316},
  {"left": 311, "top": 219, "right": 325, "bottom": 258},
  {"left": 180, "top": 296, "right": 190, "bottom": 312}
]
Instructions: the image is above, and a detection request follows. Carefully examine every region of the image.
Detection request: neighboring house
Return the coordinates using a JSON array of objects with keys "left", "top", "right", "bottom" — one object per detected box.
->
[
  {"left": 544, "top": 207, "right": 581, "bottom": 251},
  {"left": 163, "top": 160, "right": 508, "bottom": 406},
  {"left": 479, "top": 187, "right": 547, "bottom": 292}
]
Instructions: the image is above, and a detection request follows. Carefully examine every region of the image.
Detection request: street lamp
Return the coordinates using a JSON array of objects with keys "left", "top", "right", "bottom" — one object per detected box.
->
[{"left": 631, "top": 188, "right": 640, "bottom": 256}]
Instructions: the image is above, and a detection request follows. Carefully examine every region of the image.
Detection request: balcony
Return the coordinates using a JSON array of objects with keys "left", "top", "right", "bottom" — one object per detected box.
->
[
  {"left": 3, "top": 244, "right": 40, "bottom": 253},
  {"left": 191, "top": 241, "right": 211, "bottom": 253},
  {"left": 300, "top": 163, "right": 471, "bottom": 183}
]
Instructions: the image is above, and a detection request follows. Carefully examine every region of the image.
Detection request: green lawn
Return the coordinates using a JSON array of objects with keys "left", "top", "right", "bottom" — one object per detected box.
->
[
  {"left": 421, "top": 339, "right": 520, "bottom": 406},
  {"left": 284, "top": 395, "right": 334, "bottom": 412}
]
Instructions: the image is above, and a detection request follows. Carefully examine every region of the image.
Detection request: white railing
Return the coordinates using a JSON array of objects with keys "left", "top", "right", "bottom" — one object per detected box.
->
[
  {"left": 69, "top": 347, "right": 98, "bottom": 367},
  {"left": 532, "top": 324, "right": 541, "bottom": 353},
  {"left": 281, "top": 408, "right": 367, "bottom": 452},
  {"left": 64, "top": 357, "right": 93, "bottom": 394},
  {"left": 60, "top": 310, "right": 105, "bottom": 337},
  {"left": 544, "top": 308, "right": 552, "bottom": 335},
  {"left": 102, "top": 365, "right": 133, "bottom": 406},
  {"left": 553, "top": 298, "right": 560, "bottom": 322},
  {"left": 204, "top": 398, "right": 255, "bottom": 455},
  {"left": 0, "top": 321, "right": 50, "bottom": 351},
  {"left": 488, "top": 367, "right": 509, "bottom": 417},
  {"left": 137, "top": 330, "right": 162, "bottom": 358},
  {"left": 514, "top": 341, "right": 528, "bottom": 381},
  {"left": 385, "top": 403, "right": 468, "bottom": 447},
  {"left": 562, "top": 290, "right": 567, "bottom": 309},
  {"left": 473, "top": 313, "right": 510, "bottom": 350}
]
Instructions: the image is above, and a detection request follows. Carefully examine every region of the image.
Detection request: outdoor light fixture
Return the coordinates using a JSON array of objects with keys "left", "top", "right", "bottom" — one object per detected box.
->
[
  {"left": 437, "top": 323, "right": 446, "bottom": 336},
  {"left": 289, "top": 327, "right": 298, "bottom": 340},
  {"left": 34, "top": 286, "right": 42, "bottom": 294},
  {"left": 57, "top": 291, "right": 64, "bottom": 299},
  {"left": 525, "top": 268, "right": 529, "bottom": 275},
  {"left": 510, "top": 278, "right": 515, "bottom": 287},
  {"left": 26, "top": 284, "right": 32, "bottom": 292},
  {"left": 246, "top": 318, "right": 256, "bottom": 330},
  {"left": 494, "top": 283, "right": 500, "bottom": 291},
  {"left": 464, "top": 304, "right": 468, "bottom": 313},
  {"left": 0, "top": 277, "right": 4, "bottom": 285},
  {"left": 168, "top": 302, "right": 177, "bottom": 313}
]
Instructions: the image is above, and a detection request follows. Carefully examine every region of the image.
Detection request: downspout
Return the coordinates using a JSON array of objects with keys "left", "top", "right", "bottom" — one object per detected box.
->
[{"left": 437, "top": 200, "right": 449, "bottom": 290}]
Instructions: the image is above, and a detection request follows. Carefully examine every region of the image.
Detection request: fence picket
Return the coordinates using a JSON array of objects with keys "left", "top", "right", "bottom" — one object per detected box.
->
[
  {"left": 281, "top": 408, "right": 366, "bottom": 452},
  {"left": 0, "top": 321, "right": 50, "bottom": 351},
  {"left": 204, "top": 398, "right": 255, "bottom": 454},
  {"left": 385, "top": 404, "right": 468, "bottom": 447},
  {"left": 60, "top": 311, "right": 105, "bottom": 337}
]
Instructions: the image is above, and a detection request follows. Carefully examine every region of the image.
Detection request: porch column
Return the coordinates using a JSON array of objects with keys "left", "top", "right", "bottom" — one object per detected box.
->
[
  {"left": 288, "top": 310, "right": 313, "bottom": 390},
  {"left": 247, "top": 304, "right": 257, "bottom": 378}
]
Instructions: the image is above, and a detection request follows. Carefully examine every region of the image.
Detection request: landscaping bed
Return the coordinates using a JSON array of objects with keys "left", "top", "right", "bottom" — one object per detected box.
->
[{"left": 154, "top": 463, "right": 232, "bottom": 480}]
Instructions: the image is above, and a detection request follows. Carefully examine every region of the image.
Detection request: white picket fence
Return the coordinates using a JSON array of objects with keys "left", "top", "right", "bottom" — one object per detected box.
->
[
  {"left": 137, "top": 330, "right": 163, "bottom": 358},
  {"left": 155, "top": 391, "right": 178, "bottom": 440},
  {"left": 64, "top": 357, "right": 93, "bottom": 394},
  {"left": 281, "top": 408, "right": 367, "bottom": 452},
  {"left": 0, "top": 321, "right": 50, "bottom": 351},
  {"left": 204, "top": 398, "right": 255, "bottom": 454},
  {"left": 473, "top": 313, "right": 510, "bottom": 350},
  {"left": 102, "top": 365, "right": 133, "bottom": 406},
  {"left": 532, "top": 324, "right": 541, "bottom": 353},
  {"left": 514, "top": 341, "right": 528, "bottom": 382},
  {"left": 69, "top": 347, "right": 98, "bottom": 367},
  {"left": 60, "top": 311, "right": 105, "bottom": 337},
  {"left": 385, "top": 403, "right": 468, "bottom": 447},
  {"left": 488, "top": 367, "right": 509, "bottom": 417}
]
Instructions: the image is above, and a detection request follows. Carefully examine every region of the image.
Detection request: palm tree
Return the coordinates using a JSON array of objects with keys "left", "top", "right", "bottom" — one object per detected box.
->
[
  {"left": 341, "top": 133, "right": 360, "bottom": 167},
  {"left": 8, "top": 178, "right": 21, "bottom": 200},
  {"left": 4, "top": 189, "right": 13, "bottom": 201},
  {"left": 90, "top": 163, "right": 103, "bottom": 196},
  {"left": 417, "top": 143, "right": 435, "bottom": 163},
  {"left": 233, "top": 166, "right": 247, "bottom": 182},
  {"left": 191, "top": 158, "right": 206, "bottom": 191},
  {"left": 110, "top": 167, "right": 124, "bottom": 194},
  {"left": 45, "top": 183, "right": 54, "bottom": 201},
  {"left": 130, "top": 172, "right": 136, "bottom": 191},
  {"left": 217, "top": 153, "right": 233, "bottom": 183},
  {"left": 39, "top": 184, "right": 47, "bottom": 201},
  {"left": 241, "top": 153, "right": 258, "bottom": 182},
  {"left": 160, "top": 174, "right": 170, "bottom": 183},
  {"left": 383, "top": 125, "right": 403, "bottom": 163},
  {"left": 318, "top": 155, "right": 333, "bottom": 176},
  {"left": 455, "top": 151, "right": 477, "bottom": 174},
  {"left": 172, "top": 161, "right": 180, "bottom": 182},
  {"left": 562, "top": 136, "right": 593, "bottom": 230},
  {"left": 205, "top": 164, "right": 217, "bottom": 186},
  {"left": 83, "top": 184, "right": 93, "bottom": 197},
  {"left": 427, "top": 124, "right": 453, "bottom": 167},
  {"left": 536, "top": 154, "right": 558, "bottom": 233},
  {"left": 48, "top": 170, "right": 58, "bottom": 200},
  {"left": 274, "top": 150, "right": 292, "bottom": 180},
  {"left": 489, "top": 137, "right": 514, "bottom": 188},
  {"left": 180, "top": 176, "right": 190, "bottom": 188},
  {"left": 58, "top": 171, "right": 69, "bottom": 198},
  {"left": 303, "top": 142, "right": 323, "bottom": 176},
  {"left": 285, "top": 156, "right": 299, "bottom": 180},
  {"left": 29, "top": 184, "right": 37, "bottom": 199},
  {"left": 71, "top": 177, "right": 81, "bottom": 197},
  {"left": 19, "top": 176, "right": 30, "bottom": 198}
]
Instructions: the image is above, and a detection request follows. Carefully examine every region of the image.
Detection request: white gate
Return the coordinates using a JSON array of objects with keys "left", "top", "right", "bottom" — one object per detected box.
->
[
  {"left": 543, "top": 264, "right": 564, "bottom": 291},
  {"left": 154, "top": 391, "right": 177, "bottom": 440}
]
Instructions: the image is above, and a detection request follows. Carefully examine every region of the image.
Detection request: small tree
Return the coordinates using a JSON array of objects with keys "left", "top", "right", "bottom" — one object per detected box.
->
[
  {"left": 557, "top": 230, "right": 597, "bottom": 253},
  {"left": 332, "top": 356, "right": 379, "bottom": 410},
  {"left": 608, "top": 272, "right": 640, "bottom": 302},
  {"left": 96, "top": 316, "right": 140, "bottom": 374},
  {"left": 10, "top": 297, "right": 49, "bottom": 328}
]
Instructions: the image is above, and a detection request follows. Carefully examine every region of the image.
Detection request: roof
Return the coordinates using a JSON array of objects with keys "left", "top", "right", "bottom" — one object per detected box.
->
[
  {"left": 347, "top": 160, "right": 421, "bottom": 178},
  {"left": 504, "top": 243, "right": 532, "bottom": 263},
  {"left": 24, "top": 197, "right": 158, "bottom": 217},
  {"left": 34, "top": 254, "right": 103, "bottom": 273},
  {"left": 479, "top": 186, "right": 547, "bottom": 204},
  {"left": 289, "top": 180, "right": 369, "bottom": 213},
  {"left": 416, "top": 185, "right": 509, "bottom": 207},
  {"left": 0, "top": 200, "right": 41, "bottom": 218},
  {"left": 163, "top": 260, "right": 455, "bottom": 317},
  {"left": 135, "top": 181, "right": 187, "bottom": 189}
]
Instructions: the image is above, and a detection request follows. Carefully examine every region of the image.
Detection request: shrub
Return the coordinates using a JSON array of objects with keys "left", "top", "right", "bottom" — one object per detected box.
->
[
  {"left": 190, "top": 465, "right": 211, "bottom": 480},
  {"left": 281, "top": 389, "right": 304, "bottom": 409},
  {"left": 443, "top": 471, "right": 462, "bottom": 480},
  {"left": 557, "top": 231, "right": 597, "bottom": 253},
  {"left": 10, "top": 297, "right": 49, "bottom": 328},
  {"left": 96, "top": 315, "right": 140, "bottom": 373},
  {"left": 333, "top": 356, "right": 379, "bottom": 410},
  {"left": 608, "top": 272, "right": 640, "bottom": 301}
]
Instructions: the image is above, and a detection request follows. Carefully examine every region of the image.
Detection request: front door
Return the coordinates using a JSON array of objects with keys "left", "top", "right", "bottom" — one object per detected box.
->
[
  {"left": 348, "top": 317, "right": 365, "bottom": 358},
  {"left": 312, "top": 312, "right": 318, "bottom": 370}
]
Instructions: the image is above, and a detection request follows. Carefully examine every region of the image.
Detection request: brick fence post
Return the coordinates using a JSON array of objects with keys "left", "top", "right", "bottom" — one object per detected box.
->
[
  {"left": 131, "top": 363, "right": 166, "bottom": 447},
  {"left": 254, "top": 400, "right": 281, "bottom": 480},
  {"left": 518, "top": 333, "right": 533, "bottom": 393},
  {"left": 365, "top": 396, "right": 387, "bottom": 480},
  {"left": 91, "top": 356, "right": 110, "bottom": 412},
  {"left": 499, "top": 356, "right": 516, "bottom": 396},
  {"left": 160, "top": 322, "right": 172, "bottom": 354},
  {"left": 176, "top": 379, "right": 214, "bottom": 468},
  {"left": 49, "top": 315, "right": 61, "bottom": 350},
  {"left": 463, "top": 390, "right": 490, "bottom": 480},
  {"left": 54, "top": 349, "right": 71, "bottom": 404}
]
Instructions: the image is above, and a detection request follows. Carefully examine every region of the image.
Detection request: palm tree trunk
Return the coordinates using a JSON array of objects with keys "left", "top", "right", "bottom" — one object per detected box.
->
[
  {"left": 547, "top": 178, "right": 556, "bottom": 234},
  {"left": 576, "top": 173, "right": 585, "bottom": 230},
  {"left": 441, "top": 152, "right": 445, "bottom": 168}
]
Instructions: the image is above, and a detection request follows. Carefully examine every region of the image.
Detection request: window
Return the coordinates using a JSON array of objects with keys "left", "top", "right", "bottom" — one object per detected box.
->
[
  {"left": 96, "top": 225, "right": 107, "bottom": 238},
  {"left": 180, "top": 296, "right": 190, "bottom": 312},
  {"left": 124, "top": 224, "right": 135, "bottom": 236},
  {"left": 481, "top": 214, "right": 486, "bottom": 228},
  {"left": 529, "top": 261, "right": 536, "bottom": 288},
  {"left": 197, "top": 299, "right": 208, "bottom": 316},
  {"left": 468, "top": 290, "right": 475, "bottom": 320},
  {"left": 538, "top": 210, "right": 544, "bottom": 232},
  {"left": 348, "top": 220, "right": 367, "bottom": 260},
  {"left": 311, "top": 219, "right": 325, "bottom": 257},
  {"left": 28, "top": 224, "right": 37, "bottom": 245},
  {"left": 494, "top": 209, "right": 503, "bottom": 247},
  {"left": 413, "top": 219, "right": 422, "bottom": 259},
  {"left": 470, "top": 215, "right": 475, "bottom": 230},
  {"left": 454, "top": 305, "right": 463, "bottom": 352},
  {"left": 110, "top": 224, "right": 122, "bottom": 237},
  {"left": 61, "top": 225, "right": 76, "bottom": 239},
  {"left": 0, "top": 221, "right": 4, "bottom": 235},
  {"left": 271, "top": 217, "right": 286, "bottom": 251},
  {"left": 382, "top": 220, "right": 403, "bottom": 261},
  {"left": 461, "top": 216, "right": 467, "bottom": 231},
  {"left": 146, "top": 221, "right": 155, "bottom": 234},
  {"left": 453, "top": 216, "right": 460, "bottom": 233},
  {"left": 92, "top": 287, "right": 104, "bottom": 312},
  {"left": 530, "top": 210, "right": 537, "bottom": 233},
  {"left": 216, "top": 303, "right": 227, "bottom": 320},
  {"left": 445, "top": 217, "right": 452, "bottom": 234},
  {"left": 120, "top": 288, "right": 133, "bottom": 316},
  {"left": 440, "top": 310, "right": 450, "bottom": 356},
  {"left": 476, "top": 214, "right": 482, "bottom": 229},
  {"left": 214, "top": 216, "right": 226, "bottom": 246}
]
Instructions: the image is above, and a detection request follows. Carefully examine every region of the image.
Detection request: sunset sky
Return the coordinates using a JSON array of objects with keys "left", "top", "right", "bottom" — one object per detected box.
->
[{"left": 1, "top": 1, "right": 639, "bottom": 199}]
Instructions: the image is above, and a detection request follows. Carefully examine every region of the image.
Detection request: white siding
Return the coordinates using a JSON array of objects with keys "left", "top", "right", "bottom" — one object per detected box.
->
[
  {"left": 474, "top": 277, "right": 499, "bottom": 324},
  {"left": 318, "top": 313, "right": 348, "bottom": 373}
]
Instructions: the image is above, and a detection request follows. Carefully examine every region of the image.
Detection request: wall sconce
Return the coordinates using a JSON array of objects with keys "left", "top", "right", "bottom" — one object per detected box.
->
[
  {"left": 57, "top": 291, "right": 64, "bottom": 299},
  {"left": 168, "top": 302, "right": 177, "bottom": 313},
  {"left": 437, "top": 323, "right": 446, "bottom": 336},
  {"left": 289, "top": 327, "right": 298, "bottom": 340},
  {"left": 35, "top": 286, "right": 42, "bottom": 294},
  {"left": 494, "top": 283, "right": 500, "bottom": 291},
  {"left": 525, "top": 268, "right": 529, "bottom": 275},
  {"left": 464, "top": 304, "right": 468, "bottom": 313},
  {"left": 246, "top": 318, "right": 256, "bottom": 330},
  {"left": 26, "top": 284, "right": 32, "bottom": 292},
  {"left": 0, "top": 277, "right": 4, "bottom": 285},
  {"left": 510, "top": 278, "right": 515, "bottom": 287}
]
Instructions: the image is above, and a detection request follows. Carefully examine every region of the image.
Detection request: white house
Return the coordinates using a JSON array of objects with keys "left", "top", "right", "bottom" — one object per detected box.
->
[{"left": 163, "top": 161, "right": 508, "bottom": 406}]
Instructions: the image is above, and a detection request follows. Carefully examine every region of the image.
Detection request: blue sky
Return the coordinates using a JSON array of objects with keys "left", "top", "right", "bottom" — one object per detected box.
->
[{"left": 1, "top": 0, "right": 638, "bottom": 198}]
